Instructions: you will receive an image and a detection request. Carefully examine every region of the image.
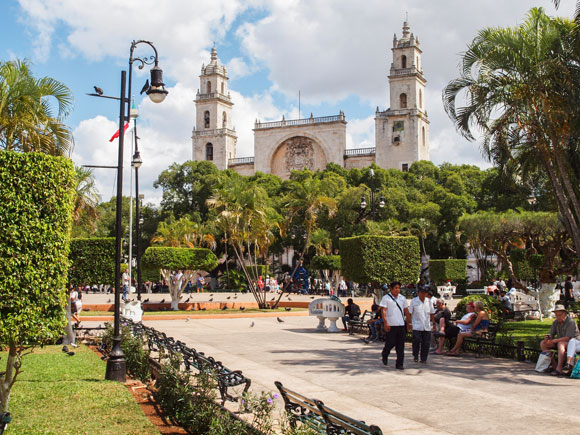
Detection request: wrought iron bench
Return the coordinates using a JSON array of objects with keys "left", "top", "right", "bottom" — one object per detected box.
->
[
  {"left": 463, "top": 322, "right": 500, "bottom": 357},
  {"left": 275, "top": 381, "right": 383, "bottom": 435},
  {"left": 347, "top": 310, "right": 371, "bottom": 335}
]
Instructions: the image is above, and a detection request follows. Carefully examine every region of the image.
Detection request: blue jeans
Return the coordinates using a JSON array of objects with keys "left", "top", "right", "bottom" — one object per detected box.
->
[
  {"left": 369, "top": 319, "right": 382, "bottom": 338},
  {"left": 122, "top": 284, "right": 129, "bottom": 300}
]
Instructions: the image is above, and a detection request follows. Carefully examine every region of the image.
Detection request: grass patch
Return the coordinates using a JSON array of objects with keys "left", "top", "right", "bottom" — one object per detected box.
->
[
  {"left": 2, "top": 345, "right": 157, "bottom": 435},
  {"left": 82, "top": 307, "right": 306, "bottom": 316},
  {"left": 501, "top": 319, "right": 554, "bottom": 347}
]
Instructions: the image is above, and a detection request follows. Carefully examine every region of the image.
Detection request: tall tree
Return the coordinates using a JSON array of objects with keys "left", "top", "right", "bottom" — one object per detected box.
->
[
  {"left": 72, "top": 166, "right": 100, "bottom": 228},
  {"left": 444, "top": 7, "right": 580, "bottom": 260},
  {"left": 0, "top": 59, "right": 74, "bottom": 155}
]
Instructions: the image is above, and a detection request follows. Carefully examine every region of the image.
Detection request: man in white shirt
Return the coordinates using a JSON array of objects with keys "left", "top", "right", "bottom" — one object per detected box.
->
[
  {"left": 122, "top": 268, "right": 130, "bottom": 301},
  {"left": 379, "top": 281, "right": 411, "bottom": 370},
  {"left": 409, "top": 287, "right": 435, "bottom": 363}
]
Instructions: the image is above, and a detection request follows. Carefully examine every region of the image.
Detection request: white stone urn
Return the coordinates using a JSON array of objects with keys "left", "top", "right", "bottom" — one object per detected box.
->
[{"left": 530, "top": 283, "right": 559, "bottom": 319}]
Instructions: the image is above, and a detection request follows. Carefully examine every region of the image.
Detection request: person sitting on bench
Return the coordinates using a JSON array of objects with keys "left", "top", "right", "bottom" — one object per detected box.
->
[
  {"left": 446, "top": 300, "right": 489, "bottom": 356},
  {"left": 365, "top": 303, "right": 383, "bottom": 342},
  {"left": 541, "top": 304, "right": 580, "bottom": 376},
  {"left": 433, "top": 301, "right": 476, "bottom": 355},
  {"left": 342, "top": 298, "right": 361, "bottom": 331}
]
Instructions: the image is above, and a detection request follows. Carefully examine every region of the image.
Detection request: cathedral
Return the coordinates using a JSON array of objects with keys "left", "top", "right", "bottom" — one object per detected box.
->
[{"left": 192, "top": 21, "right": 430, "bottom": 179}]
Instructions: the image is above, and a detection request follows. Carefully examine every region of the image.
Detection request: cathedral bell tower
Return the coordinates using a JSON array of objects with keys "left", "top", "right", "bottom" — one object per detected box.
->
[
  {"left": 192, "top": 47, "right": 237, "bottom": 170},
  {"left": 375, "top": 20, "right": 429, "bottom": 171}
]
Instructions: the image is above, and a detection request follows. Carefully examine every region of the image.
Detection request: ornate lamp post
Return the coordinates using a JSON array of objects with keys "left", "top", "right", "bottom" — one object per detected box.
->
[
  {"left": 89, "top": 40, "right": 167, "bottom": 382},
  {"left": 360, "top": 169, "right": 385, "bottom": 219}
]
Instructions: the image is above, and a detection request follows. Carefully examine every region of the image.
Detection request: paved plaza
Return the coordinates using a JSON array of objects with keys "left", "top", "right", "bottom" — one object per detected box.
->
[{"left": 132, "top": 315, "right": 580, "bottom": 435}]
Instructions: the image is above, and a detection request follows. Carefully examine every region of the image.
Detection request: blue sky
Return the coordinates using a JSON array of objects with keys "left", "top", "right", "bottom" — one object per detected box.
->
[{"left": 1, "top": 0, "right": 576, "bottom": 202}]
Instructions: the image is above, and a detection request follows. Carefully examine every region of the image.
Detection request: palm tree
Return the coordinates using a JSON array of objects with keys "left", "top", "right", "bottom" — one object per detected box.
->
[
  {"left": 207, "top": 176, "right": 280, "bottom": 308},
  {"left": 0, "top": 59, "right": 74, "bottom": 155},
  {"left": 152, "top": 217, "right": 216, "bottom": 250},
  {"left": 72, "top": 166, "right": 100, "bottom": 229},
  {"left": 443, "top": 7, "right": 580, "bottom": 259}
]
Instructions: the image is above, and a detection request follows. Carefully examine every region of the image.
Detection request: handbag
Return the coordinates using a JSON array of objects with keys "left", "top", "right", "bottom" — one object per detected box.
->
[
  {"left": 570, "top": 357, "right": 580, "bottom": 379},
  {"left": 535, "top": 352, "right": 552, "bottom": 373}
]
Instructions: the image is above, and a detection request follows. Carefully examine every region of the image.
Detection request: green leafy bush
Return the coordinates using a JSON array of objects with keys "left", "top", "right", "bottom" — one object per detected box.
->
[
  {"left": 0, "top": 151, "right": 75, "bottom": 412},
  {"left": 455, "top": 294, "right": 504, "bottom": 322},
  {"left": 510, "top": 249, "right": 535, "bottom": 281},
  {"left": 429, "top": 259, "right": 467, "bottom": 284},
  {"left": 142, "top": 247, "right": 218, "bottom": 271},
  {"left": 247, "top": 265, "right": 270, "bottom": 278},
  {"left": 102, "top": 323, "right": 150, "bottom": 382},
  {"left": 339, "top": 235, "right": 420, "bottom": 285},
  {"left": 221, "top": 269, "right": 248, "bottom": 290},
  {"left": 311, "top": 255, "right": 341, "bottom": 271},
  {"left": 69, "top": 238, "right": 115, "bottom": 285}
]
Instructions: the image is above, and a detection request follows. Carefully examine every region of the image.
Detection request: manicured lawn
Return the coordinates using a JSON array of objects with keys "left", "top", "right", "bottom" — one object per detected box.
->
[
  {"left": 501, "top": 319, "right": 554, "bottom": 347},
  {"left": 2, "top": 345, "right": 158, "bottom": 435},
  {"left": 81, "top": 307, "right": 306, "bottom": 316}
]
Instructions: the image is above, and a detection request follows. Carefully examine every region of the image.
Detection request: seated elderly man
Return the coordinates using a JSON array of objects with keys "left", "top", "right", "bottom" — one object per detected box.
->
[{"left": 540, "top": 304, "right": 580, "bottom": 376}]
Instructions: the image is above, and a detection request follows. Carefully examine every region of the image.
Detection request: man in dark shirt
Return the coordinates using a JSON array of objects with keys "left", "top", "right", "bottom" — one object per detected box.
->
[
  {"left": 564, "top": 276, "right": 575, "bottom": 308},
  {"left": 342, "top": 298, "right": 361, "bottom": 330}
]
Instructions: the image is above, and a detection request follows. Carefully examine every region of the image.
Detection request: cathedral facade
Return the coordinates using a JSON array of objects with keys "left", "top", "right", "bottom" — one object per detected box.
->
[{"left": 192, "top": 21, "right": 430, "bottom": 179}]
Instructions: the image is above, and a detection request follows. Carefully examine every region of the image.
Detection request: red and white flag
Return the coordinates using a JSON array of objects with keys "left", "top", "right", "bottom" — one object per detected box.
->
[{"left": 109, "top": 122, "right": 130, "bottom": 142}]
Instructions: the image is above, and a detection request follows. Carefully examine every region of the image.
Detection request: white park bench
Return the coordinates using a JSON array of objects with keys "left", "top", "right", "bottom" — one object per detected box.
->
[
  {"left": 437, "top": 285, "right": 456, "bottom": 299},
  {"left": 308, "top": 298, "right": 345, "bottom": 332}
]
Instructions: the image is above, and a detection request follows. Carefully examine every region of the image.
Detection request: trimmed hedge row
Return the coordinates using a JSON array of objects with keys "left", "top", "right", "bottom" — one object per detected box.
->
[
  {"left": 339, "top": 235, "right": 420, "bottom": 285},
  {"left": 142, "top": 246, "right": 218, "bottom": 272},
  {"left": 311, "top": 255, "right": 341, "bottom": 271},
  {"left": 0, "top": 151, "right": 75, "bottom": 346},
  {"left": 68, "top": 237, "right": 115, "bottom": 286},
  {"left": 429, "top": 259, "right": 467, "bottom": 284}
]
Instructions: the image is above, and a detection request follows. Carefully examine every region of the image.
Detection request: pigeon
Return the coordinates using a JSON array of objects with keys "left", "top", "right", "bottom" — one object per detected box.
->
[
  {"left": 139, "top": 79, "right": 149, "bottom": 95},
  {"left": 233, "top": 294, "right": 238, "bottom": 299},
  {"left": 62, "top": 345, "right": 69, "bottom": 353},
  {"left": 239, "top": 307, "right": 245, "bottom": 311},
  {"left": 185, "top": 317, "right": 190, "bottom": 322},
  {"left": 186, "top": 296, "right": 191, "bottom": 302},
  {"left": 250, "top": 321, "right": 255, "bottom": 327},
  {"left": 84, "top": 308, "right": 91, "bottom": 312},
  {"left": 143, "top": 298, "right": 150, "bottom": 303},
  {"left": 270, "top": 297, "right": 275, "bottom": 301},
  {"left": 66, "top": 351, "right": 75, "bottom": 356},
  {"left": 226, "top": 296, "right": 231, "bottom": 300},
  {"left": 277, "top": 317, "right": 284, "bottom": 323},
  {"left": 221, "top": 306, "right": 227, "bottom": 311},
  {"left": 160, "top": 299, "right": 165, "bottom": 304},
  {"left": 107, "top": 298, "right": 112, "bottom": 303},
  {"left": 310, "top": 296, "right": 315, "bottom": 299},
  {"left": 201, "top": 307, "right": 207, "bottom": 311},
  {"left": 288, "top": 298, "right": 292, "bottom": 301},
  {"left": 285, "top": 307, "right": 291, "bottom": 311},
  {"left": 93, "top": 86, "right": 103, "bottom": 95},
  {"left": 210, "top": 294, "right": 214, "bottom": 297},
  {"left": 209, "top": 298, "right": 213, "bottom": 301}
]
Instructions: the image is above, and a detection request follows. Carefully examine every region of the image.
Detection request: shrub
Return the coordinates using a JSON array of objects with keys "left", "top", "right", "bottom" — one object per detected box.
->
[
  {"left": 310, "top": 255, "right": 341, "bottom": 271},
  {"left": 429, "top": 259, "right": 467, "bottom": 284},
  {"left": 339, "top": 235, "right": 420, "bottom": 285},
  {"left": 247, "top": 265, "right": 270, "bottom": 278},
  {"left": 102, "top": 323, "right": 150, "bottom": 382},
  {"left": 0, "top": 151, "right": 75, "bottom": 413},
  {"left": 510, "top": 249, "right": 535, "bottom": 281},
  {"left": 221, "top": 269, "right": 248, "bottom": 290},
  {"left": 68, "top": 238, "right": 115, "bottom": 286},
  {"left": 455, "top": 294, "right": 504, "bottom": 322}
]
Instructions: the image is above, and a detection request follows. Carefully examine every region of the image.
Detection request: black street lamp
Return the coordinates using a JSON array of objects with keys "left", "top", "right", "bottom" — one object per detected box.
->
[
  {"left": 89, "top": 40, "right": 167, "bottom": 383},
  {"left": 360, "top": 169, "right": 385, "bottom": 219},
  {"left": 130, "top": 102, "right": 143, "bottom": 302}
]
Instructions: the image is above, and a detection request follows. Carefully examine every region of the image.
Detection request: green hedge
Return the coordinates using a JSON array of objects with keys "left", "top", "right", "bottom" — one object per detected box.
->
[
  {"left": 0, "top": 151, "right": 75, "bottom": 346},
  {"left": 455, "top": 295, "right": 504, "bottom": 322},
  {"left": 510, "top": 249, "right": 535, "bottom": 281},
  {"left": 247, "top": 264, "right": 270, "bottom": 278},
  {"left": 69, "top": 238, "right": 115, "bottom": 286},
  {"left": 339, "top": 235, "right": 420, "bottom": 285},
  {"left": 429, "top": 259, "right": 467, "bottom": 284},
  {"left": 142, "top": 247, "right": 218, "bottom": 272},
  {"left": 311, "top": 255, "right": 341, "bottom": 271}
]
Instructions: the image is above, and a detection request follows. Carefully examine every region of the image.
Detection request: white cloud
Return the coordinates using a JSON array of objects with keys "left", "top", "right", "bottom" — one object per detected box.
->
[{"left": 346, "top": 116, "right": 374, "bottom": 149}]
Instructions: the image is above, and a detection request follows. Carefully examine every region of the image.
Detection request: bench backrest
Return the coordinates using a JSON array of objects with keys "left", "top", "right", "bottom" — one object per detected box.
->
[
  {"left": 315, "top": 400, "right": 383, "bottom": 435},
  {"left": 275, "top": 381, "right": 322, "bottom": 420}
]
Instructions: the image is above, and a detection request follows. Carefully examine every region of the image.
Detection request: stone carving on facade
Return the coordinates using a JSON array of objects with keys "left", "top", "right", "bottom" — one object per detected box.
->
[{"left": 284, "top": 136, "right": 314, "bottom": 171}]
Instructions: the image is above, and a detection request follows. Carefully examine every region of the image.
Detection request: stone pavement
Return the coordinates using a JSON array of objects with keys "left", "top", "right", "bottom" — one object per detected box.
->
[{"left": 141, "top": 315, "right": 580, "bottom": 435}]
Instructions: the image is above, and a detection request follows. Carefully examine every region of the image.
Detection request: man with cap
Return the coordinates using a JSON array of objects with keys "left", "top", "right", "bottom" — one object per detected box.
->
[
  {"left": 379, "top": 282, "right": 412, "bottom": 369},
  {"left": 540, "top": 304, "right": 580, "bottom": 375},
  {"left": 408, "top": 286, "right": 435, "bottom": 363}
]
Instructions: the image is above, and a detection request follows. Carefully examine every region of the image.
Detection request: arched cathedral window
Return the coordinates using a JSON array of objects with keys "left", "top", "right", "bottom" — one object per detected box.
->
[
  {"left": 204, "top": 111, "right": 210, "bottom": 128},
  {"left": 222, "top": 111, "right": 227, "bottom": 128},
  {"left": 400, "top": 93, "right": 407, "bottom": 109},
  {"left": 401, "top": 55, "right": 407, "bottom": 69},
  {"left": 207, "top": 81, "right": 212, "bottom": 93},
  {"left": 206, "top": 143, "right": 213, "bottom": 161}
]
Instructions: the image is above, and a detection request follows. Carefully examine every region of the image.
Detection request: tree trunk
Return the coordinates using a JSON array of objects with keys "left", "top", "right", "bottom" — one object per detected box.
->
[{"left": 0, "top": 343, "right": 18, "bottom": 413}]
